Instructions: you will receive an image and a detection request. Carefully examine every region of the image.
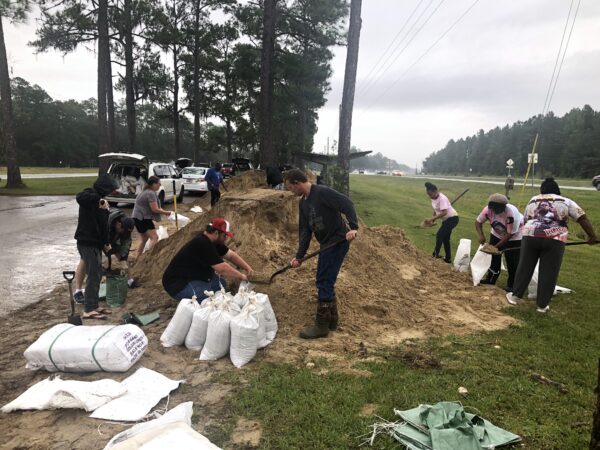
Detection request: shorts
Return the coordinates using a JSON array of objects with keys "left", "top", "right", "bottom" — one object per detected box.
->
[{"left": 134, "top": 218, "right": 155, "bottom": 234}]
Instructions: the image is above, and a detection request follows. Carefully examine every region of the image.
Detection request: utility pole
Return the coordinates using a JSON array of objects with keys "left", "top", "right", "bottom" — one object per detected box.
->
[{"left": 336, "top": 0, "right": 362, "bottom": 196}]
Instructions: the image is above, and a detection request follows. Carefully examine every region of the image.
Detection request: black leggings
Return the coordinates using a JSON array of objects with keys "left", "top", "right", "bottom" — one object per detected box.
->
[
  {"left": 486, "top": 234, "right": 521, "bottom": 289},
  {"left": 434, "top": 216, "right": 459, "bottom": 261}
]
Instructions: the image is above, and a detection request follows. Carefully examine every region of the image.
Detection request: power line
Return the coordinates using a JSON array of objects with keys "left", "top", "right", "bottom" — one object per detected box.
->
[
  {"left": 357, "top": 0, "right": 445, "bottom": 102},
  {"left": 357, "top": 0, "right": 481, "bottom": 118},
  {"left": 356, "top": 0, "right": 427, "bottom": 97}
]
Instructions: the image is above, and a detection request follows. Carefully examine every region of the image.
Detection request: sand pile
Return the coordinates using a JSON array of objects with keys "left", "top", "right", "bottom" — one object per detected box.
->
[{"left": 132, "top": 172, "right": 515, "bottom": 361}]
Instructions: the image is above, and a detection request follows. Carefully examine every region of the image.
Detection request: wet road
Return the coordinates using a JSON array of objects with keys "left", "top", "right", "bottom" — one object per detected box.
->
[
  {"left": 0, "top": 195, "right": 198, "bottom": 317},
  {"left": 0, "top": 196, "right": 79, "bottom": 316}
]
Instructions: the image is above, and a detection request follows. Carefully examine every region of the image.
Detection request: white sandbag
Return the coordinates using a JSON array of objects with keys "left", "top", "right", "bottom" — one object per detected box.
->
[
  {"left": 169, "top": 212, "right": 190, "bottom": 227},
  {"left": 527, "top": 262, "right": 572, "bottom": 299},
  {"left": 160, "top": 297, "right": 200, "bottom": 347},
  {"left": 470, "top": 246, "right": 492, "bottom": 286},
  {"left": 24, "top": 324, "right": 147, "bottom": 373},
  {"left": 184, "top": 299, "right": 217, "bottom": 351},
  {"left": 199, "top": 306, "right": 235, "bottom": 361},
  {"left": 2, "top": 377, "right": 125, "bottom": 413},
  {"left": 229, "top": 306, "right": 259, "bottom": 368},
  {"left": 243, "top": 295, "right": 268, "bottom": 349},
  {"left": 453, "top": 238, "right": 471, "bottom": 272},
  {"left": 104, "top": 402, "right": 221, "bottom": 450},
  {"left": 233, "top": 285, "right": 253, "bottom": 308},
  {"left": 144, "top": 226, "right": 169, "bottom": 252},
  {"left": 91, "top": 368, "right": 183, "bottom": 422},
  {"left": 190, "top": 206, "right": 203, "bottom": 213},
  {"left": 255, "top": 293, "right": 277, "bottom": 342}
]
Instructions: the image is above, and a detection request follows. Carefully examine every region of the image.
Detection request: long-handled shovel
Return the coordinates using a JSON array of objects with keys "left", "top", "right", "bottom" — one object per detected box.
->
[
  {"left": 481, "top": 240, "right": 598, "bottom": 255},
  {"left": 63, "top": 271, "right": 82, "bottom": 325},
  {"left": 250, "top": 238, "right": 348, "bottom": 285}
]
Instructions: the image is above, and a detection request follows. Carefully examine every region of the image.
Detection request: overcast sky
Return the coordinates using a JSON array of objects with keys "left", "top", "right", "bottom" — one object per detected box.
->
[{"left": 4, "top": 0, "right": 600, "bottom": 167}]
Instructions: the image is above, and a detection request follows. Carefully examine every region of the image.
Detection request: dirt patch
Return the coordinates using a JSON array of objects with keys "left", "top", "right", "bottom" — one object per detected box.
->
[
  {"left": 359, "top": 403, "right": 379, "bottom": 417},
  {"left": 0, "top": 171, "right": 516, "bottom": 448},
  {"left": 230, "top": 418, "right": 262, "bottom": 448}
]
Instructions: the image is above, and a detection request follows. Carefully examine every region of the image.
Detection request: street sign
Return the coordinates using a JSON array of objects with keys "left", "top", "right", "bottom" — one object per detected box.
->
[
  {"left": 506, "top": 158, "right": 514, "bottom": 167},
  {"left": 527, "top": 153, "right": 538, "bottom": 164}
]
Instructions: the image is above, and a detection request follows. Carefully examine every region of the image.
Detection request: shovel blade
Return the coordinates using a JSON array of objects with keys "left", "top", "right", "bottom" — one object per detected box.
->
[{"left": 68, "top": 315, "right": 82, "bottom": 326}]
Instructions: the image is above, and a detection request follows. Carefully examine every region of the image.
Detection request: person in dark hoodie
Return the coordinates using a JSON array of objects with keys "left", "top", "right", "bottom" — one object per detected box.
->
[
  {"left": 74, "top": 174, "right": 118, "bottom": 319},
  {"left": 266, "top": 165, "right": 284, "bottom": 189}
]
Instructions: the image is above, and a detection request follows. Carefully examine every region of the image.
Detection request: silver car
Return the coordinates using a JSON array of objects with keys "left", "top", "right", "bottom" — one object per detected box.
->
[{"left": 181, "top": 167, "right": 209, "bottom": 194}]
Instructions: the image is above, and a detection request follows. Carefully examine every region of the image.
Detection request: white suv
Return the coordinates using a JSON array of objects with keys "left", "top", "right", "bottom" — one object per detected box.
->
[{"left": 100, "top": 152, "right": 184, "bottom": 206}]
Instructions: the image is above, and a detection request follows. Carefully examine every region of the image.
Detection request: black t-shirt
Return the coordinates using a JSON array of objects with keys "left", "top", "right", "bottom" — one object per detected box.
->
[{"left": 162, "top": 234, "right": 229, "bottom": 296}]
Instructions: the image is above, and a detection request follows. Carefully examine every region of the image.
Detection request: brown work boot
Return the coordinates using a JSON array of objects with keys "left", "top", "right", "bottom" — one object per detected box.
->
[
  {"left": 329, "top": 297, "right": 338, "bottom": 331},
  {"left": 299, "top": 301, "right": 332, "bottom": 339}
]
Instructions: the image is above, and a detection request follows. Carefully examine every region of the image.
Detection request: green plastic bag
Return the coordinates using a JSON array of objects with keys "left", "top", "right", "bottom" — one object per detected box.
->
[{"left": 106, "top": 271, "right": 128, "bottom": 307}]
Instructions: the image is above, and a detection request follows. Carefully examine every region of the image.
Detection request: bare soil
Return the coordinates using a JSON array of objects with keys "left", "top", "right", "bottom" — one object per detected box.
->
[{"left": 0, "top": 171, "right": 515, "bottom": 449}]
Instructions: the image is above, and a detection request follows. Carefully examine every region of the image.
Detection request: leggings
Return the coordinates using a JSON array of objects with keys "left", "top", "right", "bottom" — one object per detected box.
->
[
  {"left": 434, "top": 216, "right": 459, "bottom": 262},
  {"left": 487, "top": 234, "right": 521, "bottom": 289}
]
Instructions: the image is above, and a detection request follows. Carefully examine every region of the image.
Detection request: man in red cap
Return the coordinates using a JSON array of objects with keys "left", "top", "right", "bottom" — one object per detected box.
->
[{"left": 162, "top": 217, "right": 253, "bottom": 302}]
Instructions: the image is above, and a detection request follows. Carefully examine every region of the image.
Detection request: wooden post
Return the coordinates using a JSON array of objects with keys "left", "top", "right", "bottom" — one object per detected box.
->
[{"left": 336, "top": 0, "right": 362, "bottom": 196}]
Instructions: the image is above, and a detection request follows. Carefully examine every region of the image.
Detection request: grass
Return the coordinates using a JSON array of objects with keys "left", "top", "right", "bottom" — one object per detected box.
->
[
  {"left": 0, "top": 177, "right": 96, "bottom": 195},
  {"left": 226, "top": 175, "right": 600, "bottom": 450},
  {"left": 0, "top": 166, "right": 97, "bottom": 174}
]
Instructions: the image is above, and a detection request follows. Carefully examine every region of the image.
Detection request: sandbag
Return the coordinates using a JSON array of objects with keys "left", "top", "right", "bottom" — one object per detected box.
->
[
  {"left": 106, "top": 271, "right": 128, "bottom": 307},
  {"left": 199, "top": 305, "right": 236, "bottom": 361},
  {"left": 160, "top": 298, "right": 200, "bottom": 348},
  {"left": 527, "top": 262, "right": 572, "bottom": 299},
  {"left": 229, "top": 305, "right": 259, "bottom": 368},
  {"left": 453, "top": 239, "right": 471, "bottom": 272},
  {"left": 184, "top": 299, "right": 217, "bottom": 351},
  {"left": 169, "top": 212, "right": 190, "bottom": 227},
  {"left": 470, "top": 246, "right": 492, "bottom": 286},
  {"left": 255, "top": 293, "right": 277, "bottom": 342},
  {"left": 24, "top": 323, "right": 147, "bottom": 373},
  {"left": 144, "top": 226, "right": 169, "bottom": 253},
  {"left": 2, "top": 377, "right": 125, "bottom": 413},
  {"left": 243, "top": 295, "right": 268, "bottom": 349},
  {"left": 104, "top": 402, "right": 221, "bottom": 450}
]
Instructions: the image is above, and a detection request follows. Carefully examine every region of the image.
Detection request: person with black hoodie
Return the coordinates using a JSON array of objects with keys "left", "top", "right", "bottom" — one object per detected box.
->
[{"left": 74, "top": 174, "right": 117, "bottom": 319}]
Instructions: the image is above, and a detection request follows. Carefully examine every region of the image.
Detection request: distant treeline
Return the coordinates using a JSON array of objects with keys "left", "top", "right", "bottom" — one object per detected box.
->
[{"left": 422, "top": 105, "right": 600, "bottom": 178}]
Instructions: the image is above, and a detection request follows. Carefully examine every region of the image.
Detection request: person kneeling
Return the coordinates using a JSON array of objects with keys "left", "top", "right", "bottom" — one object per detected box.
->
[{"left": 162, "top": 218, "right": 253, "bottom": 302}]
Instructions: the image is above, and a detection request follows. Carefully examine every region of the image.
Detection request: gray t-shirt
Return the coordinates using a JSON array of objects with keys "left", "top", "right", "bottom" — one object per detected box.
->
[{"left": 132, "top": 189, "right": 161, "bottom": 221}]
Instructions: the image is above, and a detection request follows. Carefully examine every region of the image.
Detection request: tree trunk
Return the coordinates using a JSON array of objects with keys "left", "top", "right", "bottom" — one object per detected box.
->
[
  {"left": 173, "top": 45, "right": 180, "bottom": 160},
  {"left": 226, "top": 117, "right": 233, "bottom": 161},
  {"left": 258, "top": 0, "right": 277, "bottom": 168},
  {"left": 0, "top": 15, "right": 24, "bottom": 188},
  {"left": 124, "top": 0, "right": 136, "bottom": 152},
  {"left": 591, "top": 358, "right": 600, "bottom": 449},
  {"left": 106, "top": 52, "right": 115, "bottom": 151},
  {"left": 336, "top": 0, "right": 362, "bottom": 196},
  {"left": 192, "top": 0, "right": 201, "bottom": 163},
  {"left": 97, "top": 0, "right": 110, "bottom": 159}
]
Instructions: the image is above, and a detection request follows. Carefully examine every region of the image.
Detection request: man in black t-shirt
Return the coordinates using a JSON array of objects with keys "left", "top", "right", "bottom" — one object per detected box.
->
[
  {"left": 284, "top": 169, "right": 358, "bottom": 339},
  {"left": 162, "top": 218, "right": 253, "bottom": 302}
]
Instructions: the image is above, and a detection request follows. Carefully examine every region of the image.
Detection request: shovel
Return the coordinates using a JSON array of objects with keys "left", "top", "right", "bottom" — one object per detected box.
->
[
  {"left": 63, "top": 271, "right": 82, "bottom": 326},
  {"left": 480, "top": 240, "right": 597, "bottom": 255},
  {"left": 250, "top": 238, "right": 348, "bottom": 285}
]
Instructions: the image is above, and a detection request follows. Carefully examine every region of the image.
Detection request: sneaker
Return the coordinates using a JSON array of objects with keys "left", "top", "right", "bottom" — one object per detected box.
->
[
  {"left": 506, "top": 292, "right": 520, "bottom": 305},
  {"left": 536, "top": 305, "right": 550, "bottom": 313},
  {"left": 73, "top": 290, "right": 85, "bottom": 304}
]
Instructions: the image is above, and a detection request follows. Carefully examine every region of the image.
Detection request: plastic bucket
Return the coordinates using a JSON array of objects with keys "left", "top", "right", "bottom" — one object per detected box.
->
[{"left": 106, "top": 272, "right": 128, "bottom": 307}]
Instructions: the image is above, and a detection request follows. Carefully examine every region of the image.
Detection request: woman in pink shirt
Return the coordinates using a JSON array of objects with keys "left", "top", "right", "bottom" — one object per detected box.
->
[{"left": 424, "top": 182, "right": 459, "bottom": 263}]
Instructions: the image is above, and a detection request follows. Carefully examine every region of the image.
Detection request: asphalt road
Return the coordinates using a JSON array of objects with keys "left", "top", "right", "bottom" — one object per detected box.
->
[{"left": 400, "top": 175, "right": 596, "bottom": 191}]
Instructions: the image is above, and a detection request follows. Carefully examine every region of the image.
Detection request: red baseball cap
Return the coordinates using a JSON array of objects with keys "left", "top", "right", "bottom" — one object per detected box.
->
[{"left": 210, "top": 218, "right": 234, "bottom": 238}]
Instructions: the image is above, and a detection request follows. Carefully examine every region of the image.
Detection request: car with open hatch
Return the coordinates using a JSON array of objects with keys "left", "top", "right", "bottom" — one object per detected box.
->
[{"left": 99, "top": 152, "right": 184, "bottom": 206}]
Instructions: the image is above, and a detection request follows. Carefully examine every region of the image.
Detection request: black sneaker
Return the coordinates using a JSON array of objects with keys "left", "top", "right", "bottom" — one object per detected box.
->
[
  {"left": 73, "top": 291, "right": 85, "bottom": 304},
  {"left": 128, "top": 279, "right": 142, "bottom": 289}
]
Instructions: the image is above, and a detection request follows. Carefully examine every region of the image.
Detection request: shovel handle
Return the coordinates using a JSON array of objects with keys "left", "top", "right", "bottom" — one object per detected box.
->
[
  {"left": 63, "top": 271, "right": 75, "bottom": 282},
  {"left": 299, "top": 238, "right": 348, "bottom": 263},
  {"left": 499, "top": 240, "right": 597, "bottom": 254}
]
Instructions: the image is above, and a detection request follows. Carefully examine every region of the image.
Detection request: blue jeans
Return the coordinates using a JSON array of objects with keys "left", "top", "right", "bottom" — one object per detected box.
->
[
  {"left": 316, "top": 240, "right": 350, "bottom": 301},
  {"left": 172, "top": 276, "right": 226, "bottom": 303}
]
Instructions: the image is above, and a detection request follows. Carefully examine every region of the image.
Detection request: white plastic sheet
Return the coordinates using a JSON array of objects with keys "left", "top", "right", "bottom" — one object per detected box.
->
[
  {"left": 104, "top": 402, "right": 221, "bottom": 450},
  {"left": 2, "top": 378, "right": 125, "bottom": 413},
  {"left": 90, "top": 368, "right": 183, "bottom": 422},
  {"left": 24, "top": 324, "right": 147, "bottom": 373},
  {"left": 453, "top": 239, "right": 471, "bottom": 272},
  {"left": 470, "top": 245, "right": 492, "bottom": 286},
  {"left": 160, "top": 297, "right": 200, "bottom": 347}
]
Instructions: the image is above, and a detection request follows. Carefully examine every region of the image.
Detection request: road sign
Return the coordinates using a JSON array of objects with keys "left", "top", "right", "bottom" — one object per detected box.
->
[
  {"left": 506, "top": 158, "right": 514, "bottom": 167},
  {"left": 527, "top": 153, "right": 538, "bottom": 164}
]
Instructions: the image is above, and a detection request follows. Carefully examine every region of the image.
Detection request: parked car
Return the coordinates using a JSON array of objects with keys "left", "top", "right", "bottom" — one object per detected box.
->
[
  {"left": 99, "top": 152, "right": 184, "bottom": 206},
  {"left": 233, "top": 158, "right": 254, "bottom": 173},
  {"left": 392, "top": 170, "right": 403, "bottom": 176},
  {"left": 181, "top": 167, "right": 208, "bottom": 194},
  {"left": 221, "top": 162, "right": 235, "bottom": 178},
  {"left": 593, "top": 175, "right": 600, "bottom": 190}
]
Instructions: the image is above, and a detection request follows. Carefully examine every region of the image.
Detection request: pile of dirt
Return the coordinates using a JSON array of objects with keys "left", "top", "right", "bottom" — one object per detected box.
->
[{"left": 132, "top": 172, "right": 515, "bottom": 362}]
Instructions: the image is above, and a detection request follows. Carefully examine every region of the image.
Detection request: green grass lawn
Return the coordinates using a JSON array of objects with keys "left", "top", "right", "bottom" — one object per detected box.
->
[
  {"left": 0, "top": 177, "right": 96, "bottom": 195},
  {"left": 227, "top": 175, "right": 600, "bottom": 450}
]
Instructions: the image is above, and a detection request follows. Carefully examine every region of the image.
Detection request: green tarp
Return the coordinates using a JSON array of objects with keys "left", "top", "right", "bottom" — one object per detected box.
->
[{"left": 392, "top": 402, "right": 520, "bottom": 450}]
